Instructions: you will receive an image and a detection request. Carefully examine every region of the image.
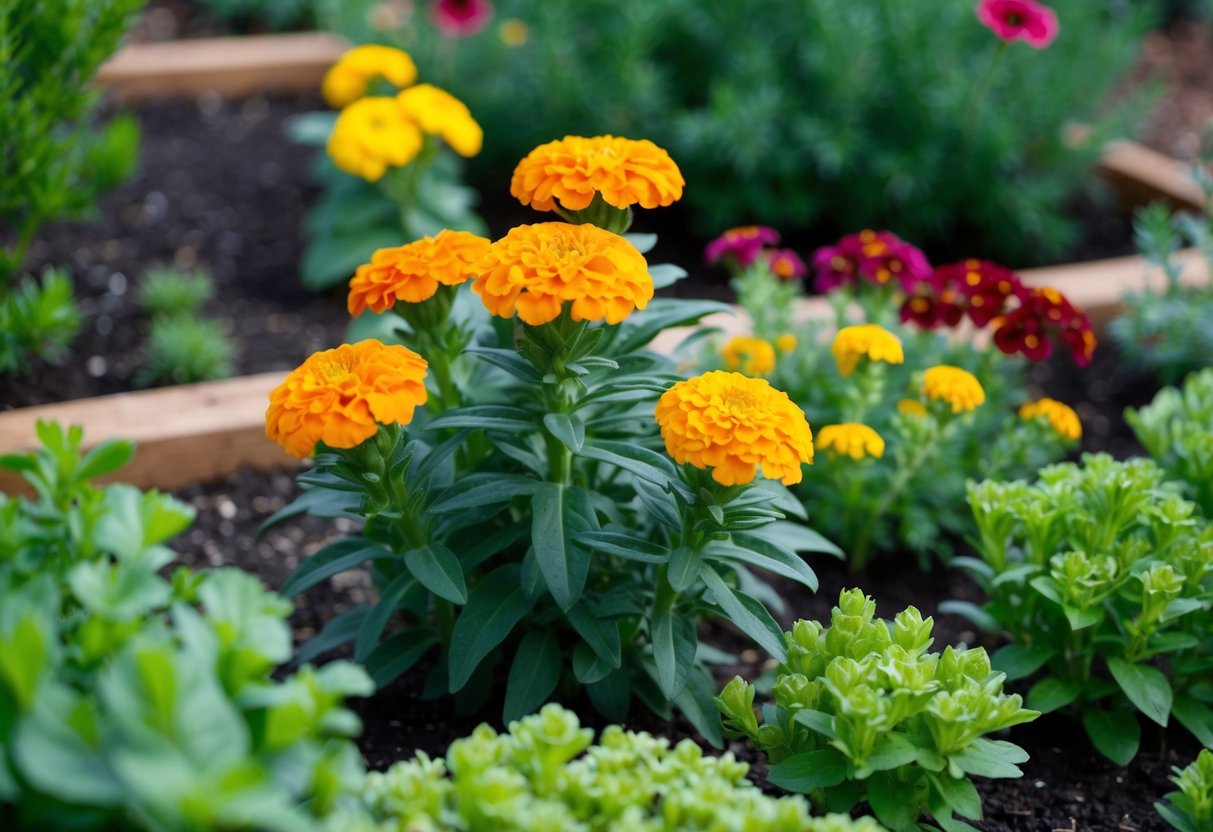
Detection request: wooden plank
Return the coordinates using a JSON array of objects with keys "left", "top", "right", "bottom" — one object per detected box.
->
[
  {"left": 1, "top": 251, "right": 1208, "bottom": 495},
  {"left": 96, "top": 33, "right": 348, "bottom": 102},
  {"left": 1096, "top": 140, "right": 1206, "bottom": 214}
]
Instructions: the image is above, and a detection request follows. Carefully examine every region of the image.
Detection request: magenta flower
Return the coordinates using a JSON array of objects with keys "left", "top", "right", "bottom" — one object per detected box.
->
[
  {"left": 767, "top": 248, "right": 807, "bottom": 280},
  {"left": 705, "top": 226, "right": 781, "bottom": 268},
  {"left": 976, "top": 0, "right": 1059, "bottom": 49},
  {"left": 431, "top": 0, "right": 493, "bottom": 37},
  {"left": 812, "top": 230, "right": 932, "bottom": 294}
]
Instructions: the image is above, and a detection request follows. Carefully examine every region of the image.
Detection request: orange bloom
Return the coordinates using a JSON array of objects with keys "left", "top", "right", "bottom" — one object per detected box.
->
[
  {"left": 922, "top": 365, "right": 985, "bottom": 414},
  {"left": 510, "top": 135, "right": 685, "bottom": 213},
  {"left": 348, "top": 230, "right": 492, "bottom": 316},
  {"left": 266, "top": 340, "right": 428, "bottom": 459},
  {"left": 655, "top": 371, "right": 813, "bottom": 486},
  {"left": 1019, "top": 397, "right": 1081, "bottom": 441},
  {"left": 470, "top": 222, "right": 653, "bottom": 326}
]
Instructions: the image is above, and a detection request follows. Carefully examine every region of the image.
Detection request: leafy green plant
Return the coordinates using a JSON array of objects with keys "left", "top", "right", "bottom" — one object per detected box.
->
[
  {"left": 139, "top": 267, "right": 214, "bottom": 319},
  {"left": 326, "top": 702, "right": 885, "bottom": 831},
  {"left": 0, "top": 0, "right": 142, "bottom": 371},
  {"left": 325, "top": 0, "right": 1152, "bottom": 262},
  {"left": 1159, "top": 749, "right": 1213, "bottom": 832},
  {"left": 1128, "top": 368, "right": 1213, "bottom": 518},
  {"left": 716, "top": 589, "right": 1037, "bottom": 832},
  {"left": 136, "top": 316, "right": 235, "bottom": 386},
  {"left": 0, "top": 422, "right": 373, "bottom": 830},
  {"left": 959, "top": 454, "right": 1213, "bottom": 765}
]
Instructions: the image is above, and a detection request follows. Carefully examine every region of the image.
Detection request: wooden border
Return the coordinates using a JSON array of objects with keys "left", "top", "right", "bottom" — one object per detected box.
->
[{"left": 1, "top": 250, "right": 1208, "bottom": 495}]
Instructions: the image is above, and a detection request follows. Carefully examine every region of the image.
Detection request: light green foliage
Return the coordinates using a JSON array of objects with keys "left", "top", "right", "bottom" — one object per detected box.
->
[
  {"left": 0, "top": 421, "right": 373, "bottom": 830},
  {"left": 961, "top": 455, "right": 1213, "bottom": 765},
  {"left": 136, "top": 316, "right": 236, "bottom": 386},
  {"left": 326, "top": 702, "right": 885, "bottom": 832},
  {"left": 0, "top": 0, "right": 141, "bottom": 371},
  {"left": 327, "top": 0, "right": 1151, "bottom": 260},
  {"left": 1128, "top": 369, "right": 1213, "bottom": 517},
  {"left": 1159, "top": 749, "right": 1213, "bottom": 832},
  {"left": 716, "top": 589, "right": 1036, "bottom": 832},
  {"left": 192, "top": 0, "right": 315, "bottom": 30},
  {"left": 140, "top": 268, "right": 215, "bottom": 319}
]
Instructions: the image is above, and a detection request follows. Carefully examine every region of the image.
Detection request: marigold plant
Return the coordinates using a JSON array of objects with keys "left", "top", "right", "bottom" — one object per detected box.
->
[
  {"left": 396, "top": 83, "right": 483, "bottom": 157},
  {"left": 322, "top": 44, "right": 419, "bottom": 108},
  {"left": 922, "top": 365, "right": 986, "bottom": 414},
  {"left": 348, "top": 230, "right": 491, "bottom": 314},
  {"left": 326, "top": 96, "right": 424, "bottom": 182},
  {"left": 831, "top": 324, "right": 905, "bottom": 378},
  {"left": 1019, "top": 397, "right": 1082, "bottom": 442},
  {"left": 720, "top": 335, "right": 776, "bottom": 376},
  {"left": 817, "top": 423, "right": 885, "bottom": 461}
]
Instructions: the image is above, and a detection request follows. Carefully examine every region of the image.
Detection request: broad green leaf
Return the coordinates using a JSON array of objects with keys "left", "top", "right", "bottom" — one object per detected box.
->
[
  {"left": 712, "top": 534, "right": 817, "bottom": 591},
  {"left": 1082, "top": 709, "right": 1140, "bottom": 766},
  {"left": 667, "top": 546, "right": 703, "bottom": 592},
  {"left": 531, "top": 484, "right": 590, "bottom": 611},
  {"left": 403, "top": 544, "right": 467, "bottom": 605},
  {"left": 767, "top": 748, "right": 848, "bottom": 794},
  {"left": 448, "top": 565, "right": 531, "bottom": 691},
  {"left": 937, "top": 600, "right": 1001, "bottom": 634},
  {"left": 355, "top": 572, "right": 419, "bottom": 662},
  {"left": 365, "top": 630, "right": 438, "bottom": 689},
  {"left": 465, "top": 347, "right": 543, "bottom": 383},
  {"left": 700, "top": 566, "right": 787, "bottom": 662},
  {"left": 609, "top": 298, "right": 732, "bottom": 355},
  {"left": 14, "top": 687, "right": 123, "bottom": 805},
  {"left": 928, "top": 772, "right": 983, "bottom": 820},
  {"left": 649, "top": 263, "right": 688, "bottom": 288},
  {"left": 1026, "top": 677, "right": 1082, "bottom": 714},
  {"left": 279, "top": 539, "right": 395, "bottom": 598},
  {"left": 429, "top": 473, "right": 542, "bottom": 513},
  {"left": 427, "top": 405, "right": 538, "bottom": 433},
  {"left": 651, "top": 609, "right": 696, "bottom": 700},
  {"left": 858, "top": 732, "right": 919, "bottom": 775},
  {"left": 672, "top": 666, "right": 724, "bottom": 749},
  {"left": 77, "top": 439, "right": 135, "bottom": 481},
  {"left": 990, "top": 644, "right": 1055, "bottom": 681},
  {"left": 566, "top": 604, "right": 621, "bottom": 670},
  {"left": 948, "top": 738, "right": 1029, "bottom": 779},
  {"left": 868, "top": 770, "right": 920, "bottom": 829},
  {"left": 302, "top": 224, "right": 402, "bottom": 290},
  {"left": 573, "top": 642, "right": 614, "bottom": 684},
  {"left": 1107, "top": 657, "right": 1172, "bottom": 727},
  {"left": 586, "top": 669, "right": 631, "bottom": 722},
  {"left": 577, "top": 440, "right": 685, "bottom": 493},
  {"left": 1172, "top": 696, "right": 1213, "bottom": 747},
  {"left": 543, "top": 413, "right": 585, "bottom": 453},
  {"left": 792, "top": 709, "right": 837, "bottom": 739},
  {"left": 579, "top": 530, "right": 670, "bottom": 563},
  {"left": 503, "top": 631, "right": 562, "bottom": 722},
  {"left": 747, "top": 521, "right": 842, "bottom": 558}
]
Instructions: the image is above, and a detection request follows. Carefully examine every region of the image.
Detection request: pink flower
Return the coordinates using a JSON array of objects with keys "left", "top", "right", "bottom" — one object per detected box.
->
[
  {"left": 976, "top": 0, "right": 1059, "bottom": 49},
  {"left": 812, "top": 230, "right": 932, "bottom": 294},
  {"left": 705, "top": 226, "right": 780, "bottom": 268},
  {"left": 767, "top": 248, "right": 807, "bottom": 280},
  {"left": 431, "top": 0, "right": 493, "bottom": 37}
]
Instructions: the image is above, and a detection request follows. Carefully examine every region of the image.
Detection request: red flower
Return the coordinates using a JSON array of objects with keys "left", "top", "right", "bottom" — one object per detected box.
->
[
  {"left": 431, "top": 0, "right": 493, "bottom": 37},
  {"left": 976, "top": 0, "right": 1059, "bottom": 49},
  {"left": 812, "top": 230, "right": 931, "bottom": 293},
  {"left": 767, "top": 248, "right": 807, "bottom": 280},
  {"left": 992, "top": 287, "right": 1096, "bottom": 366},
  {"left": 899, "top": 293, "right": 964, "bottom": 329},
  {"left": 705, "top": 226, "right": 781, "bottom": 268},
  {"left": 812, "top": 233, "right": 866, "bottom": 292},
  {"left": 941, "top": 259, "right": 1022, "bottom": 326}
]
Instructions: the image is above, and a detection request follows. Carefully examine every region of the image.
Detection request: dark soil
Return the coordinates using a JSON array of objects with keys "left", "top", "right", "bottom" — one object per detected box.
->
[{"left": 1134, "top": 20, "right": 1213, "bottom": 163}]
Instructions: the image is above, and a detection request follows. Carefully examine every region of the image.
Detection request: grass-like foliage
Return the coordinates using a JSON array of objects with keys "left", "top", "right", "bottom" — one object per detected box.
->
[
  {"left": 135, "top": 268, "right": 235, "bottom": 387},
  {"left": 0, "top": 267, "right": 80, "bottom": 373},
  {"left": 961, "top": 455, "right": 1213, "bottom": 765},
  {"left": 717, "top": 589, "right": 1037, "bottom": 832},
  {"left": 139, "top": 267, "right": 215, "bottom": 319},
  {"left": 1128, "top": 368, "right": 1213, "bottom": 519}
]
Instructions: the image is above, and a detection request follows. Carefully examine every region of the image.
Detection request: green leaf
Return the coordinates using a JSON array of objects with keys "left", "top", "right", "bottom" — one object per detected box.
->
[
  {"left": 573, "top": 642, "right": 614, "bottom": 684},
  {"left": 429, "top": 473, "right": 541, "bottom": 513},
  {"left": 543, "top": 413, "right": 585, "bottom": 453},
  {"left": 566, "top": 604, "right": 622, "bottom": 670},
  {"left": 503, "top": 631, "right": 562, "bottom": 722},
  {"left": 672, "top": 666, "right": 724, "bottom": 749},
  {"left": 1172, "top": 696, "right": 1213, "bottom": 747},
  {"left": 747, "top": 521, "right": 842, "bottom": 557},
  {"left": 948, "top": 738, "right": 1029, "bottom": 779},
  {"left": 279, "top": 539, "right": 395, "bottom": 598},
  {"left": 868, "top": 769, "right": 921, "bottom": 829},
  {"left": 14, "top": 688, "right": 123, "bottom": 805},
  {"left": 1107, "top": 657, "right": 1172, "bottom": 727},
  {"left": 937, "top": 600, "right": 1001, "bottom": 634},
  {"left": 356, "top": 572, "right": 419, "bottom": 662},
  {"left": 464, "top": 347, "right": 542, "bottom": 383},
  {"left": 577, "top": 440, "right": 686, "bottom": 493},
  {"left": 302, "top": 224, "right": 402, "bottom": 290},
  {"left": 712, "top": 534, "right": 817, "bottom": 591},
  {"left": 293, "top": 606, "right": 369, "bottom": 665},
  {"left": 928, "top": 772, "right": 983, "bottom": 821},
  {"left": 766, "top": 748, "right": 848, "bottom": 794},
  {"left": 667, "top": 546, "right": 703, "bottom": 592},
  {"left": 792, "top": 709, "right": 837, "bottom": 739},
  {"left": 991, "top": 644, "right": 1055, "bottom": 681},
  {"left": 1082, "top": 709, "right": 1140, "bottom": 766},
  {"left": 448, "top": 565, "right": 531, "bottom": 692},
  {"left": 649, "top": 263, "right": 688, "bottom": 288},
  {"left": 610, "top": 298, "right": 732, "bottom": 355},
  {"left": 364, "top": 630, "right": 438, "bottom": 688},
  {"left": 579, "top": 531, "right": 670, "bottom": 563},
  {"left": 427, "top": 405, "right": 538, "bottom": 433},
  {"left": 1026, "top": 677, "right": 1082, "bottom": 714},
  {"left": 859, "top": 732, "right": 919, "bottom": 774},
  {"left": 651, "top": 609, "right": 697, "bottom": 700},
  {"left": 77, "top": 439, "right": 135, "bottom": 481},
  {"left": 586, "top": 669, "right": 631, "bottom": 722},
  {"left": 700, "top": 566, "right": 787, "bottom": 662},
  {"left": 1156, "top": 799, "right": 1197, "bottom": 832},
  {"left": 404, "top": 544, "right": 467, "bottom": 604},
  {"left": 531, "top": 484, "right": 590, "bottom": 611}
]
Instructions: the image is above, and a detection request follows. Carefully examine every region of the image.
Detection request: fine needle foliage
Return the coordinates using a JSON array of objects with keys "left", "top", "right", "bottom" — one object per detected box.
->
[
  {"left": 716, "top": 589, "right": 1037, "bottom": 832},
  {"left": 135, "top": 268, "right": 235, "bottom": 387}
]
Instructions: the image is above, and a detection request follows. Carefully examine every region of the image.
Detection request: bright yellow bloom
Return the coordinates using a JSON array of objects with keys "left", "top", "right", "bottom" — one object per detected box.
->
[
  {"left": 831, "top": 324, "right": 904, "bottom": 377},
  {"left": 348, "top": 230, "right": 492, "bottom": 316},
  {"left": 775, "top": 334, "right": 798, "bottom": 353},
  {"left": 721, "top": 336, "right": 776, "bottom": 376},
  {"left": 266, "top": 340, "right": 428, "bottom": 459},
  {"left": 922, "top": 365, "right": 986, "bottom": 414},
  {"left": 471, "top": 222, "right": 653, "bottom": 326},
  {"left": 327, "top": 97, "right": 423, "bottom": 182},
  {"left": 897, "top": 398, "right": 928, "bottom": 418},
  {"left": 499, "top": 19, "right": 529, "bottom": 46},
  {"left": 1019, "top": 398, "right": 1082, "bottom": 441},
  {"left": 510, "top": 135, "right": 685, "bottom": 213},
  {"left": 396, "top": 84, "right": 483, "bottom": 157},
  {"left": 655, "top": 371, "right": 813, "bottom": 486},
  {"left": 817, "top": 423, "right": 885, "bottom": 460},
  {"left": 322, "top": 45, "right": 418, "bottom": 109}
]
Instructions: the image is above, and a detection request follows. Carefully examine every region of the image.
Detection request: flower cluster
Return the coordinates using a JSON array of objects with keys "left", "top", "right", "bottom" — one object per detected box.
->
[
  {"left": 812, "top": 229, "right": 932, "bottom": 293},
  {"left": 977, "top": 0, "right": 1059, "bottom": 49},
  {"left": 922, "top": 365, "right": 986, "bottom": 414},
  {"left": 704, "top": 226, "right": 805, "bottom": 280},
  {"left": 1019, "top": 397, "right": 1081, "bottom": 442},
  {"left": 992, "top": 286, "right": 1096, "bottom": 366}
]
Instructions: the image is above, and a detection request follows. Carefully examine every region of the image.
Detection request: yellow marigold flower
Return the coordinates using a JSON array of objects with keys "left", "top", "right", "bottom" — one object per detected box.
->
[
  {"left": 266, "top": 340, "right": 428, "bottom": 459},
  {"left": 655, "top": 371, "right": 813, "bottom": 487},
  {"left": 922, "top": 365, "right": 986, "bottom": 414},
  {"left": 721, "top": 336, "right": 776, "bottom": 376},
  {"left": 322, "top": 45, "right": 418, "bottom": 109},
  {"left": 510, "top": 135, "right": 685, "bottom": 213},
  {"left": 396, "top": 84, "right": 483, "bottom": 158},
  {"left": 348, "top": 230, "right": 492, "bottom": 316},
  {"left": 775, "top": 334, "right": 798, "bottom": 353},
  {"left": 897, "top": 398, "right": 928, "bottom": 418},
  {"left": 831, "top": 324, "right": 904, "bottom": 377},
  {"left": 817, "top": 423, "right": 885, "bottom": 460},
  {"left": 327, "top": 97, "right": 422, "bottom": 182},
  {"left": 471, "top": 222, "right": 653, "bottom": 326},
  {"left": 1019, "top": 398, "right": 1082, "bottom": 441}
]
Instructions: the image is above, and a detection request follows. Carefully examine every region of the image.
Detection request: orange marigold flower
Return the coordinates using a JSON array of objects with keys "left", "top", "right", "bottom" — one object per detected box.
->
[
  {"left": 471, "top": 222, "right": 653, "bottom": 326},
  {"left": 897, "top": 398, "right": 928, "bottom": 418},
  {"left": 817, "top": 423, "right": 885, "bottom": 460},
  {"left": 323, "top": 45, "right": 418, "bottom": 109},
  {"left": 327, "top": 97, "right": 423, "bottom": 182},
  {"left": 831, "top": 324, "right": 904, "bottom": 377},
  {"left": 395, "top": 84, "right": 483, "bottom": 157},
  {"left": 655, "top": 371, "right": 813, "bottom": 486},
  {"left": 266, "top": 339, "right": 428, "bottom": 459},
  {"left": 721, "top": 336, "right": 776, "bottom": 376},
  {"left": 510, "top": 135, "right": 685, "bottom": 213},
  {"left": 1019, "top": 397, "right": 1081, "bottom": 441},
  {"left": 349, "top": 230, "right": 492, "bottom": 316},
  {"left": 922, "top": 365, "right": 985, "bottom": 414}
]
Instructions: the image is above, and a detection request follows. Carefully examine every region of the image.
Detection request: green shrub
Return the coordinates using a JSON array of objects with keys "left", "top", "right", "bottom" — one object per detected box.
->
[
  {"left": 0, "top": 0, "right": 141, "bottom": 372},
  {"left": 1128, "top": 368, "right": 1213, "bottom": 517},
  {"left": 960, "top": 454, "right": 1213, "bottom": 765},
  {"left": 324, "top": 0, "right": 1153, "bottom": 262},
  {"left": 139, "top": 267, "right": 215, "bottom": 319},
  {"left": 1159, "top": 749, "right": 1213, "bottom": 832},
  {"left": 717, "top": 589, "right": 1037, "bottom": 832},
  {"left": 135, "top": 316, "right": 236, "bottom": 386}
]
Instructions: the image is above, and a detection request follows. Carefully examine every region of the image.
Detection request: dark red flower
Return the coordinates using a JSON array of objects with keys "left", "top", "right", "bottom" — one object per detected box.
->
[
  {"left": 992, "top": 286, "right": 1096, "bottom": 365},
  {"left": 812, "top": 230, "right": 931, "bottom": 293},
  {"left": 937, "top": 259, "right": 1022, "bottom": 326}
]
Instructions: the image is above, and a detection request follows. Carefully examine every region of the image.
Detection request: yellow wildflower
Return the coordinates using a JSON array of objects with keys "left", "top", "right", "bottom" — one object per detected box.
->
[
  {"left": 776, "top": 334, "right": 798, "bottom": 353},
  {"left": 396, "top": 84, "right": 483, "bottom": 157},
  {"left": 499, "top": 19, "right": 529, "bottom": 46},
  {"left": 322, "top": 45, "right": 417, "bottom": 109},
  {"left": 655, "top": 371, "right": 813, "bottom": 486},
  {"left": 327, "top": 97, "right": 422, "bottom": 182},
  {"left": 831, "top": 324, "right": 904, "bottom": 377},
  {"left": 817, "top": 424, "right": 885, "bottom": 460},
  {"left": 348, "top": 230, "right": 492, "bottom": 315},
  {"left": 922, "top": 365, "right": 986, "bottom": 414},
  {"left": 721, "top": 336, "right": 776, "bottom": 376},
  {"left": 897, "top": 398, "right": 928, "bottom": 418},
  {"left": 1019, "top": 398, "right": 1082, "bottom": 441}
]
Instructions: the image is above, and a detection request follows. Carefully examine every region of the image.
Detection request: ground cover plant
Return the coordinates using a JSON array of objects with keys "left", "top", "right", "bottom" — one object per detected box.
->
[{"left": 0, "top": 0, "right": 141, "bottom": 373}]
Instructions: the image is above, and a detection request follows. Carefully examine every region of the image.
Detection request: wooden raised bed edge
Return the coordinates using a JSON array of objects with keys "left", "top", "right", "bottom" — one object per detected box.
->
[{"left": 1, "top": 250, "right": 1208, "bottom": 496}]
